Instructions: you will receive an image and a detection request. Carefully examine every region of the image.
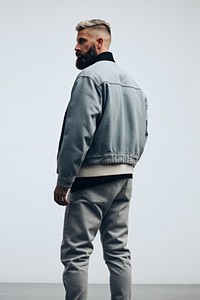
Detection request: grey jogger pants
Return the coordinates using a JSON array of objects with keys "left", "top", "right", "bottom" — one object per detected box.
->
[{"left": 61, "top": 178, "right": 133, "bottom": 300}]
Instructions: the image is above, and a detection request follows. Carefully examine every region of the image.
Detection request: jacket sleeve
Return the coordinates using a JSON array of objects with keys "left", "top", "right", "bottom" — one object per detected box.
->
[{"left": 57, "top": 75, "right": 102, "bottom": 188}]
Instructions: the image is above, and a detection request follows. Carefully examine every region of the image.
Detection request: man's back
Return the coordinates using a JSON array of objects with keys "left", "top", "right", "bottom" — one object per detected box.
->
[{"left": 71, "top": 60, "right": 148, "bottom": 167}]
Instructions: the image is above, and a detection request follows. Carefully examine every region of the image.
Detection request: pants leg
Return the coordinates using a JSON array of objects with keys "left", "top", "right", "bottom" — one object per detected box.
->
[
  {"left": 61, "top": 178, "right": 132, "bottom": 300},
  {"left": 61, "top": 191, "right": 103, "bottom": 300},
  {"left": 100, "top": 179, "right": 133, "bottom": 300}
]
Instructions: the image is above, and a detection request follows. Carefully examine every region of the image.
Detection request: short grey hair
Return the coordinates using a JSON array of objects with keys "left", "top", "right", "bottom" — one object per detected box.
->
[{"left": 75, "top": 19, "right": 111, "bottom": 35}]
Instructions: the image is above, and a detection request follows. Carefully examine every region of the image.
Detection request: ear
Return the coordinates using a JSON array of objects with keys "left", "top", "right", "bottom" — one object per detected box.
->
[{"left": 96, "top": 37, "right": 103, "bottom": 50}]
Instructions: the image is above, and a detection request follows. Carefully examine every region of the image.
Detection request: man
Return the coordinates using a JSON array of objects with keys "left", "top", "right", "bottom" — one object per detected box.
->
[{"left": 54, "top": 19, "right": 148, "bottom": 300}]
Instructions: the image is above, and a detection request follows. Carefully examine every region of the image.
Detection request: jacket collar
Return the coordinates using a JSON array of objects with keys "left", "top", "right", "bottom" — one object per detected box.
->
[{"left": 94, "top": 52, "right": 115, "bottom": 63}]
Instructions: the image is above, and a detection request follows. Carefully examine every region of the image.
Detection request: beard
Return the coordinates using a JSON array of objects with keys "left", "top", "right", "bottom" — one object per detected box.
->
[{"left": 76, "top": 46, "right": 98, "bottom": 70}]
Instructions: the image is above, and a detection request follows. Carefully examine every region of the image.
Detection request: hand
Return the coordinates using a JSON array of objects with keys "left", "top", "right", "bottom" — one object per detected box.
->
[{"left": 54, "top": 185, "right": 69, "bottom": 206}]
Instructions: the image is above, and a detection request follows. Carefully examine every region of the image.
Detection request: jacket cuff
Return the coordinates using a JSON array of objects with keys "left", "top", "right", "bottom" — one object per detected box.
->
[{"left": 57, "top": 175, "right": 74, "bottom": 189}]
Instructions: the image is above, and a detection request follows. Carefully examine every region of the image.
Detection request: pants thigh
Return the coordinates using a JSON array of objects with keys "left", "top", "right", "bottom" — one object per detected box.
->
[
  {"left": 61, "top": 179, "right": 132, "bottom": 257},
  {"left": 100, "top": 179, "right": 132, "bottom": 255},
  {"left": 61, "top": 190, "right": 103, "bottom": 253}
]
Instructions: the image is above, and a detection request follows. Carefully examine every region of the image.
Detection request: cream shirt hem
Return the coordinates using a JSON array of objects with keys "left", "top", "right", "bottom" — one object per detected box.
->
[{"left": 76, "top": 164, "right": 133, "bottom": 178}]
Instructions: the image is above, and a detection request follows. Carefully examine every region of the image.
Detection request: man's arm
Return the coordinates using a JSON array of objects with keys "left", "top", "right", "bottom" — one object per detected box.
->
[{"left": 54, "top": 75, "right": 102, "bottom": 205}]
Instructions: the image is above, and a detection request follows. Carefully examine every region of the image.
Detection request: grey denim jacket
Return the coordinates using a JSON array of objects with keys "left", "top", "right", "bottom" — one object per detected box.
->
[{"left": 57, "top": 60, "right": 148, "bottom": 188}]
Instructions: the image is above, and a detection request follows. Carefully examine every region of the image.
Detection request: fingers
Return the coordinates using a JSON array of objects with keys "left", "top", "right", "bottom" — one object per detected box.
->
[
  {"left": 54, "top": 195, "right": 69, "bottom": 206},
  {"left": 54, "top": 186, "right": 70, "bottom": 206}
]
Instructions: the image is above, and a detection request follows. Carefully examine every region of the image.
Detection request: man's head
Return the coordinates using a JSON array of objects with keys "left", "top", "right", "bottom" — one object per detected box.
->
[{"left": 74, "top": 19, "right": 111, "bottom": 70}]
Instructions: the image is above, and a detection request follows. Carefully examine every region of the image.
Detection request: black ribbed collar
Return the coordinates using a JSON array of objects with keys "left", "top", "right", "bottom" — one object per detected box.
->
[{"left": 94, "top": 51, "right": 115, "bottom": 63}]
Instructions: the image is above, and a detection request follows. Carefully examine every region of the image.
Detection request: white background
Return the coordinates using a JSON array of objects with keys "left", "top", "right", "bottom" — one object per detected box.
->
[{"left": 0, "top": 0, "right": 199, "bottom": 284}]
